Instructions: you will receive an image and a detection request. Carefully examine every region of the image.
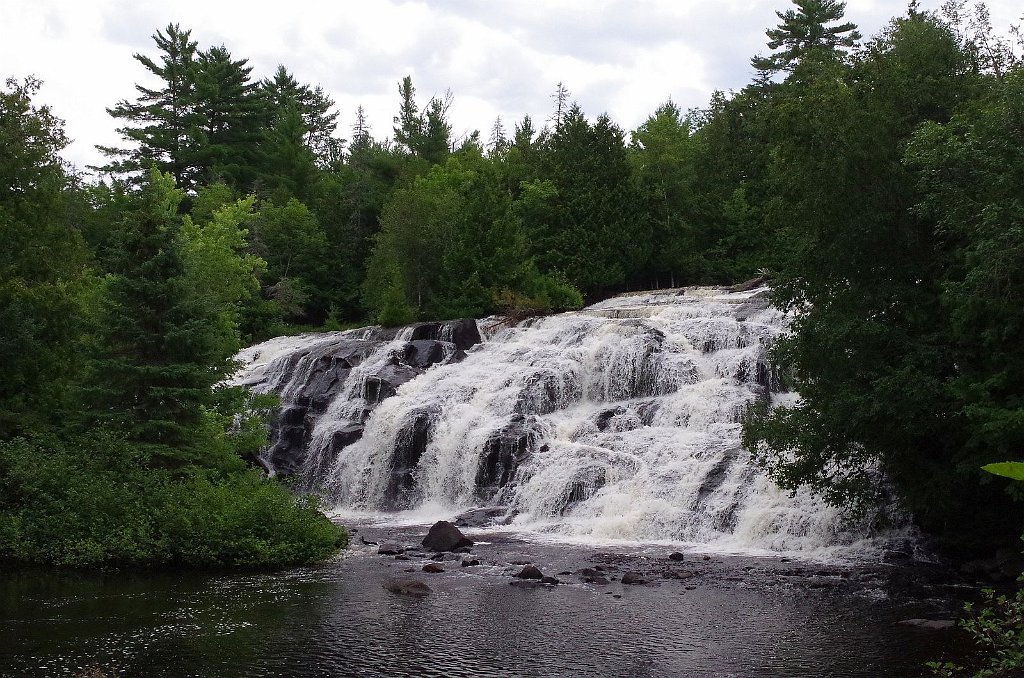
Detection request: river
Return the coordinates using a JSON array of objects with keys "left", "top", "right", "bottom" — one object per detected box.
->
[{"left": 0, "top": 522, "right": 971, "bottom": 678}]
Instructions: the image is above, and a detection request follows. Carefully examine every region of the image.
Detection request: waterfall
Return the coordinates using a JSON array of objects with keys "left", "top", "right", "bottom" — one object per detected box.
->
[{"left": 231, "top": 287, "right": 908, "bottom": 558}]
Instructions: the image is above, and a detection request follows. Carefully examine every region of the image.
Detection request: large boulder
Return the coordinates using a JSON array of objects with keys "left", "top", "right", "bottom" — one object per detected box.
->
[{"left": 422, "top": 520, "right": 474, "bottom": 552}]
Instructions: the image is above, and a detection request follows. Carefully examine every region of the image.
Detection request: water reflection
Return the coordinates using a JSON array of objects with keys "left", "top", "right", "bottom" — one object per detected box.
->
[{"left": 0, "top": 547, "right": 960, "bottom": 678}]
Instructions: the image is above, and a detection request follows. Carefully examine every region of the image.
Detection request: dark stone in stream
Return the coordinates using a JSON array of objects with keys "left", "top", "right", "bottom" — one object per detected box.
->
[
  {"left": 669, "top": 552, "right": 686, "bottom": 561},
  {"left": 422, "top": 521, "right": 474, "bottom": 552},
  {"left": 378, "top": 543, "right": 404, "bottom": 555},
  {"left": 422, "top": 563, "right": 445, "bottom": 573},
  {"left": 897, "top": 619, "right": 956, "bottom": 630},
  {"left": 382, "top": 578, "right": 431, "bottom": 597},
  {"left": 578, "top": 568, "right": 610, "bottom": 585},
  {"left": 515, "top": 565, "right": 544, "bottom": 580},
  {"left": 454, "top": 506, "right": 510, "bottom": 528},
  {"left": 541, "top": 576, "right": 561, "bottom": 585},
  {"left": 461, "top": 559, "right": 481, "bottom": 567}
]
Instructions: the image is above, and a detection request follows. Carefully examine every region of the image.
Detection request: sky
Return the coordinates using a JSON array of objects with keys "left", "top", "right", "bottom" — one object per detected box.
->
[{"left": 2, "top": 0, "right": 1021, "bottom": 173}]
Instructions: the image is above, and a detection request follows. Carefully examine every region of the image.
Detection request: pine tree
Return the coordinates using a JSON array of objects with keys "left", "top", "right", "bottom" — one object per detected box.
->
[
  {"left": 751, "top": 0, "right": 862, "bottom": 73},
  {"left": 192, "top": 44, "right": 263, "bottom": 188},
  {"left": 97, "top": 24, "right": 202, "bottom": 191}
]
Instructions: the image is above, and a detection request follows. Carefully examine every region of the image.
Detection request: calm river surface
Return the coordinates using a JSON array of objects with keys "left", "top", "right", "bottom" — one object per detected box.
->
[{"left": 0, "top": 526, "right": 971, "bottom": 677}]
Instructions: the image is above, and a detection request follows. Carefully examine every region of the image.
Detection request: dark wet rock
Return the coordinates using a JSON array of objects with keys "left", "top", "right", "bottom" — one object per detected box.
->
[
  {"left": 515, "top": 565, "right": 544, "bottom": 580},
  {"left": 359, "top": 536, "right": 379, "bottom": 546},
  {"left": 253, "top": 321, "right": 481, "bottom": 481},
  {"left": 897, "top": 619, "right": 956, "bottom": 630},
  {"left": 668, "top": 552, "right": 686, "bottom": 561},
  {"left": 422, "top": 563, "right": 445, "bottom": 574},
  {"left": 515, "top": 369, "right": 578, "bottom": 416},
  {"left": 556, "top": 466, "right": 607, "bottom": 515},
  {"left": 541, "top": 576, "right": 560, "bottom": 585},
  {"left": 558, "top": 571, "right": 572, "bottom": 576},
  {"left": 385, "top": 408, "right": 438, "bottom": 507},
  {"left": 454, "top": 506, "right": 510, "bottom": 528},
  {"left": 382, "top": 578, "right": 431, "bottom": 597},
  {"left": 461, "top": 559, "right": 481, "bottom": 567},
  {"left": 612, "top": 594, "right": 623, "bottom": 599},
  {"left": 394, "top": 555, "right": 409, "bottom": 561},
  {"left": 378, "top": 543, "right": 404, "bottom": 556},
  {"left": 422, "top": 521, "right": 474, "bottom": 552},
  {"left": 727, "top": 275, "right": 769, "bottom": 294},
  {"left": 578, "top": 568, "right": 610, "bottom": 585},
  {"left": 402, "top": 340, "right": 450, "bottom": 369},
  {"left": 476, "top": 416, "right": 541, "bottom": 500}
]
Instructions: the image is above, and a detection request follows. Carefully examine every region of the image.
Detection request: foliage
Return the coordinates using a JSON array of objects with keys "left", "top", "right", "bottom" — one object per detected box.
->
[
  {"left": 0, "top": 430, "right": 345, "bottom": 568},
  {"left": 929, "top": 580, "right": 1024, "bottom": 677}
]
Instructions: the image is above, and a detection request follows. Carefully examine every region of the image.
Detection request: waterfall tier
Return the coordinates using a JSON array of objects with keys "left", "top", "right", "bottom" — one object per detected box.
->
[{"left": 231, "top": 287, "right": 908, "bottom": 558}]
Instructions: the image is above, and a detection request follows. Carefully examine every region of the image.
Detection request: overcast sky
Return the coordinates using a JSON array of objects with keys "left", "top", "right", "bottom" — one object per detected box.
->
[{"left": 3, "top": 0, "right": 1021, "bottom": 173}]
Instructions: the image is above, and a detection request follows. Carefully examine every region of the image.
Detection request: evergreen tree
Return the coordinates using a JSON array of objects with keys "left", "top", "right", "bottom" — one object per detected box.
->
[
  {"left": 261, "top": 65, "right": 342, "bottom": 164},
  {"left": 87, "top": 169, "right": 227, "bottom": 459},
  {"left": 192, "top": 44, "right": 263, "bottom": 188},
  {"left": 97, "top": 24, "right": 202, "bottom": 191},
  {"left": 752, "top": 0, "right": 862, "bottom": 73}
]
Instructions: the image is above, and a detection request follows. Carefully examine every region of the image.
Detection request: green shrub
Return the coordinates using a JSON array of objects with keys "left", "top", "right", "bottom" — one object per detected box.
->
[{"left": 0, "top": 431, "right": 346, "bottom": 569}]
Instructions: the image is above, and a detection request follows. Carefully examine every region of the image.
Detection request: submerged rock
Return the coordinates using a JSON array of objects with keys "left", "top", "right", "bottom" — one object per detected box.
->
[
  {"left": 897, "top": 619, "right": 955, "bottom": 630},
  {"left": 422, "top": 520, "right": 474, "bottom": 552},
  {"left": 382, "top": 578, "right": 431, "bottom": 597},
  {"left": 422, "top": 563, "right": 445, "bottom": 573}
]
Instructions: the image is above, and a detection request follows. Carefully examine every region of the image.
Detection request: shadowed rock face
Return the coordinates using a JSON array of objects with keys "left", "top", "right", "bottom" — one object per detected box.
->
[{"left": 239, "top": 319, "right": 482, "bottom": 484}]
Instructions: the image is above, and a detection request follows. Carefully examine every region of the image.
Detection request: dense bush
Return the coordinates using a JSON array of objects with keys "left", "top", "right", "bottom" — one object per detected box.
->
[{"left": 0, "top": 431, "right": 346, "bottom": 568}]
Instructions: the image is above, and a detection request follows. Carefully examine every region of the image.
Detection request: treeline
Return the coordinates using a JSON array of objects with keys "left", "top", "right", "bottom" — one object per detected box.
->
[
  {"left": 83, "top": 23, "right": 784, "bottom": 335},
  {"left": 2, "top": 0, "right": 1023, "bottom": 565}
]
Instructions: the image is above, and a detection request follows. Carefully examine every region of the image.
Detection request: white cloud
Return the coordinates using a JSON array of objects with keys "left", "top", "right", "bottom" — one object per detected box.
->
[{"left": 1, "top": 0, "right": 1020, "bottom": 171}]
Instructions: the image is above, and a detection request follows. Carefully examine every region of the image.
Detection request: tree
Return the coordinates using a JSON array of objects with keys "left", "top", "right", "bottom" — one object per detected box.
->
[
  {"left": 905, "top": 62, "right": 1024, "bottom": 487},
  {"left": 393, "top": 75, "right": 421, "bottom": 155},
  {"left": 742, "top": 9, "right": 1015, "bottom": 550},
  {"left": 752, "top": 0, "right": 862, "bottom": 73},
  {"left": 0, "top": 77, "right": 91, "bottom": 437},
  {"left": 97, "top": 24, "right": 201, "bottom": 191},
  {"left": 86, "top": 169, "right": 228, "bottom": 459},
  {"left": 248, "top": 198, "right": 330, "bottom": 321},
  {"left": 178, "top": 196, "right": 267, "bottom": 356},
  {"left": 629, "top": 100, "right": 701, "bottom": 288},
  {"left": 532, "top": 106, "right": 645, "bottom": 294},
  {"left": 261, "top": 65, "right": 342, "bottom": 164},
  {"left": 192, "top": 44, "right": 263, "bottom": 188}
]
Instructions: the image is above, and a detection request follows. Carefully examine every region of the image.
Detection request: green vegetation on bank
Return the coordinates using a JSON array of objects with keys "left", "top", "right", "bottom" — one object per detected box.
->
[{"left": 0, "top": 0, "right": 1022, "bottom": 572}]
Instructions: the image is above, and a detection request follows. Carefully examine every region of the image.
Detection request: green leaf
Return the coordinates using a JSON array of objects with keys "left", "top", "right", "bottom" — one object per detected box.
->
[{"left": 981, "top": 463, "right": 1024, "bottom": 481}]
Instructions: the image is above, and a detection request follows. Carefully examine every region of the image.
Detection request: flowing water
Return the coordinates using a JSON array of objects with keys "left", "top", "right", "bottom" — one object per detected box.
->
[{"left": 232, "top": 287, "right": 911, "bottom": 561}]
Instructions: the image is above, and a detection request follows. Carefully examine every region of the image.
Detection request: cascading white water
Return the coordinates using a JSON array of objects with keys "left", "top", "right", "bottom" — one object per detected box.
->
[{"left": 233, "top": 287, "right": 909, "bottom": 559}]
